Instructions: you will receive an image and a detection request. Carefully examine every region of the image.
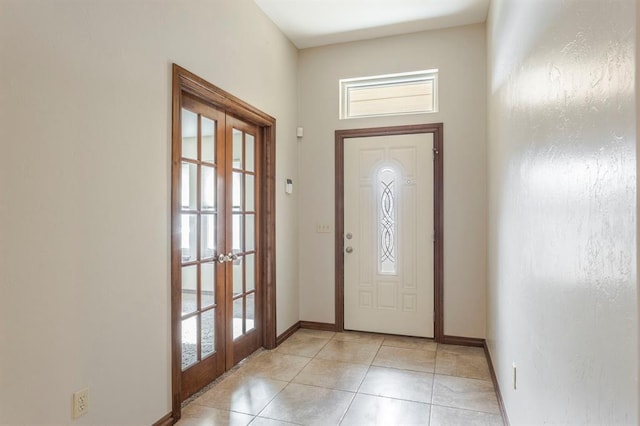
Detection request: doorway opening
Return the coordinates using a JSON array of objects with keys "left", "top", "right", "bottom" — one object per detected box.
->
[
  {"left": 334, "top": 124, "right": 443, "bottom": 341},
  {"left": 171, "top": 65, "right": 277, "bottom": 420}
]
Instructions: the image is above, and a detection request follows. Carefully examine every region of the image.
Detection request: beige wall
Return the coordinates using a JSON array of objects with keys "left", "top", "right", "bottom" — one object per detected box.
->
[
  {"left": 0, "top": 0, "right": 298, "bottom": 424},
  {"left": 297, "top": 24, "right": 488, "bottom": 338},
  {"left": 487, "top": 0, "right": 637, "bottom": 423}
]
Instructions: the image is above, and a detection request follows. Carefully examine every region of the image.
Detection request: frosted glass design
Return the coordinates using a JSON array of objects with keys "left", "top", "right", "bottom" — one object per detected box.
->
[{"left": 378, "top": 167, "right": 397, "bottom": 274}]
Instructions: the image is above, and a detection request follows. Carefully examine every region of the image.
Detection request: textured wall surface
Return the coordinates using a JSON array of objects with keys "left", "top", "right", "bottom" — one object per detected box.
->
[
  {"left": 297, "top": 25, "right": 487, "bottom": 338},
  {"left": 487, "top": 0, "right": 637, "bottom": 423},
  {"left": 0, "top": 0, "right": 298, "bottom": 423}
]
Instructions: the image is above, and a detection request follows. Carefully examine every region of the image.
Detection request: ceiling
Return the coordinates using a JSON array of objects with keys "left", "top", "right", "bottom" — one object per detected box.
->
[{"left": 253, "top": 0, "right": 491, "bottom": 49}]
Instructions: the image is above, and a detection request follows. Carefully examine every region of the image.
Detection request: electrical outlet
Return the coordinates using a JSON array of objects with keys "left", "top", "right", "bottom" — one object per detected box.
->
[
  {"left": 512, "top": 363, "right": 517, "bottom": 390},
  {"left": 316, "top": 224, "right": 331, "bottom": 233},
  {"left": 72, "top": 388, "right": 89, "bottom": 418}
]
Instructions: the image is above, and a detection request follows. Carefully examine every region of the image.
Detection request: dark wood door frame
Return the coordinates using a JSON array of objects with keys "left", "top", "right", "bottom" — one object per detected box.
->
[
  {"left": 335, "top": 123, "right": 444, "bottom": 342},
  {"left": 171, "top": 64, "right": 277, "bottom": 421}
]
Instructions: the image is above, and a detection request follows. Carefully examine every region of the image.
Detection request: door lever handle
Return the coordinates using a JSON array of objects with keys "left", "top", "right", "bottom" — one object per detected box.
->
[{"left": 217, "top": 253, "right": 227, "bottom": 263}]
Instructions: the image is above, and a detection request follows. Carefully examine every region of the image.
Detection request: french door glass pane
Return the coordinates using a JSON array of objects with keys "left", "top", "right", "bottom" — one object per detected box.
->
[
  {"left": 233, "top": 298, "right": 243, "bottom": 340},
  {"left": 245, "top": 175, "right": 254, "bottom": 212},
  {"left": 181, "top": 109, "right": 197, "bottom": 160},
  {"left": 202, "top": 166, "right": 216, "bottom": 211},
  {"left": 246, "top": 293, "right": 255, "bottom": 332},
  {"left": 181, "top": 265, "right": 197, "bottom": 315},
  {"left": 201, "top": 117, "right": 215, "bottom": 163},
  {"left": 232, "top": 257, "right": 243, "bottom": 297},
  {"left": 182, "top": 316, "right": 197, "bottom": 369},
  {"left": 201, "top": 262, "right": 215, "bottom": 308},
  {"left": 201, "top": 309, "right": 215, "bottom": 358},
  {"left": 245, "top": 214, "right": 255, "bottom": 252},
  {"left": 181, "top": 162, "right": 197, "bottom": 210},
  {"left": 232, "top": 214, "right": 243, "bottom": 253},
  {"left": 232, "top": 129, "right": 243, "bottom": 169},
  {"left": 245, "top": 134, "right": 255, "bottom": 172},
  {"left": 181, "top": 214, "right": 197, "bottom": 263},
  {"left": 201, "top": 214, "right": 216, "bottom": 260},
  {"left": 245, "top": 254, "right": 255, "bottom": 292},
  {"left": 232, "top": 172, "right": 243, "bottom": 212}
]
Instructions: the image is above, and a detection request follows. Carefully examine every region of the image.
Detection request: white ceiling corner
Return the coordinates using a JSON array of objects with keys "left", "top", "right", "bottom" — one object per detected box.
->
[{"left": 253, "top": 0, "right": 490, "bottom": 49}]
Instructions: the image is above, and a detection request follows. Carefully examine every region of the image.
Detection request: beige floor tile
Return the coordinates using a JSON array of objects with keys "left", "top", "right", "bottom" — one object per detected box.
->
[
  {"left": 194, "top": 374, "right": 288, "bottom": 415},
  {"left": 358, "top": 366, "right": 434, "bottom": 403},
  {"left": 340, "top": 394, "right": 431, "bottom": 425},
  {"left": 258, "top": 383, "right": 354, "bottom": 425},
  {"left": 236, "top": 351, "right": 311, "bottom": 381},
  {"left": 432, "top": 375, "right": 500, "bottom": 414},
  {"left": 293, "top": 328, "right": 335, "bottom": 340},
  {"left": 332, "top": 331, "right": 385, "bottom": 345},
  {"left": 276, "top": 333, "right": 329, "bottom": 357},
  {"left": 177, "top": 404, "right": 254, "bottom": 426},
  {"left": 372, "top": 346, "right": 436, "bottom": 373},
  {"left": 437, "top": 344, "right": 485, "bottom": 357},
  {"left": 430, "top": 405, "right": 504, "bottom": 426},
  {"left": 435, "top": 349, "right": 491, "bottom": 381},
  {"left": 292, "top": 358, "right": 368, "bottom": 391},
  {"left": 315, "top": 340, "right": 380, "bottom": 365},
  {"left": 382, "top": 335, "right": 438, "bottom": 351},
  {"left": 249, "top": 417, "right": 299, "bottom": 426}
]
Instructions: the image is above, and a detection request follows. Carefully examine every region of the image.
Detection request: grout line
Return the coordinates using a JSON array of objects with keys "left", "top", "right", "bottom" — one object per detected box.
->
[{"left": 430, "top": 401, "right": 503, "bottom": 417}]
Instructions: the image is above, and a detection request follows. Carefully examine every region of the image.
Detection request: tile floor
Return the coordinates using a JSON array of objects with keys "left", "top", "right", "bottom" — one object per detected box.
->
[{"left": 177, "top": 329, "right": 504, "bottom": 426}]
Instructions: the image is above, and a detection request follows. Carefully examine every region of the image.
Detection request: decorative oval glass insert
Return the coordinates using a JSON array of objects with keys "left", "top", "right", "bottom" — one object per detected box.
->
[{"left": 378, "top": 167, "right": 397, "bottom": 275}]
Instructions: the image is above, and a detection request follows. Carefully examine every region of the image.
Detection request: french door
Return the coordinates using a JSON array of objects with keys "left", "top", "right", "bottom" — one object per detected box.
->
[{"left": 174, "top": 94, "right": 262, "bottom": 400}]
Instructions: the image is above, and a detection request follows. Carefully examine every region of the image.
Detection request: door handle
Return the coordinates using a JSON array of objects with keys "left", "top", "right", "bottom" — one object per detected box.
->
[
  {"left": 345, "top": 246, "right": 353, "bottom": 254},
  {"left": 218, "top": 252, "right": 238, "bottom": 263}
]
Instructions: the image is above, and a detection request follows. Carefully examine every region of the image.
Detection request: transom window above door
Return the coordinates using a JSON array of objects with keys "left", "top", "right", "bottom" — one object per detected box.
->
[{"left": 339, "top": 70, "right": 438, "bottom": 119}]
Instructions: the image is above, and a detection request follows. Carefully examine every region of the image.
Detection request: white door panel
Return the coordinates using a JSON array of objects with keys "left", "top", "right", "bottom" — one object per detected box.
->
[{"left": 344, "top": 133, "right": 434, "bottom": 337}]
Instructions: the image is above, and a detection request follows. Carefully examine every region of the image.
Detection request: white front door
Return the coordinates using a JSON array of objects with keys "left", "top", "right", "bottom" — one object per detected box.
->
[{"left": 344, "top": 133, "right": 434, "bottom": 338}]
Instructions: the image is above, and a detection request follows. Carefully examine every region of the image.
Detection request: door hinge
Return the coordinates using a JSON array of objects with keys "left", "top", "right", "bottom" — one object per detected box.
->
[{"left": 432, "top": 148, "right": 439, "bottom": 160}]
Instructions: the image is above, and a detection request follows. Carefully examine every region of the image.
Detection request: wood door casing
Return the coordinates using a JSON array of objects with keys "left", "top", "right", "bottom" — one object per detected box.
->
[{"left": 335, "top": 124, "right": 444, "bottom": 341}]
